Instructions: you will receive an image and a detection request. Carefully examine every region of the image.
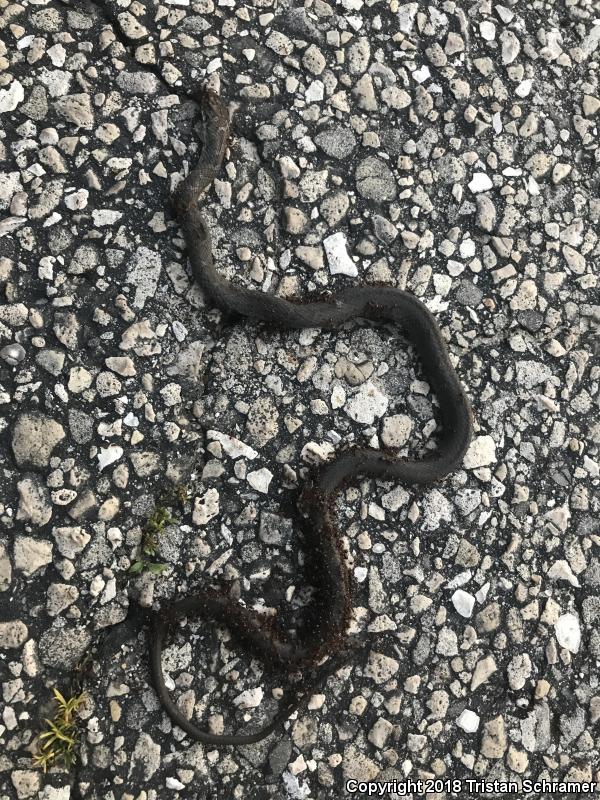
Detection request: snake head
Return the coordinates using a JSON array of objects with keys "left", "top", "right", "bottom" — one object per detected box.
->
[{"left": 196, "top": 85, "right": 230, "bottom": 128}]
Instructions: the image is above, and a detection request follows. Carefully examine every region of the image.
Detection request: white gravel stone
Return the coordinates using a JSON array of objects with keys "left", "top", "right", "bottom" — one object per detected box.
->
[
  {"left": 117, "top": 11, "right": 149, "bottom": 37},
  {"left": 447, "top": 570, "right": 473, "bottom": 589},
  {"left": 456, "top": 709, "right": 480, "bottom": 732},
  {"left": 53, "top": 93, "right": 94, "bottom": 128},
  {"left": 381, "top": 414, "right": 412, "bottom": 447},
  {"left": 47, "top": 583, "right": 79, "bottom": 616},
  {"left": 516, "top": 360, "right": 553, "bottom": 388},
  {"left": 476, "top": 583, "right": 490, "bottom": 603},
  {"left": 234, "top": 687, "right": 263, "bottom": 709},
  {"left": 562, "top": 244, "right": 586, "bottom": 275},
  {"left": 64, "top": 189, "right": 89, "bottom": 210},
  {"left": 39, "top": 69, "right": 71, "bottom": 98},
  {"left": 468, "top": 172, "right": 493, "bottom": 193},
  {"left": 501, "top": 30, "right": 521, "bottom": 64},
  {"left": 17, "top": 475, "right": 52, "bottom": 525},
  {"left": 131, "top": 733, "right": 161, "bottom": 781},
  {"left": 397, "top": 3, "right": 418, "bottom": 32},
  {"left": 247, "top": 468, "right": 273, "bottom": 493},
  {"left": 12, "top": 414, "right": 65, "bottom": 468},
  {"left": 128, "top": 246, "right": 162, "bottom": 309},
  {"left": 323, "top": 232, "right": 358, "bottom": 277},
  {"left": 471, "top": 654, "right": 497, "bottom": 689},
  {"left": 476, "top": 194, "right": 496, "bottom": 233},
  {"left": 507, "top": 653, "right": 532, "bottom": 690},
  {"left": 365, "top": 651, "right": 399, "bottom": 683},
  {"left": 47, "top": 43, "right": 66, "bottom": 67},
  {"left": 14, "top": 537, "right": 53, "bottom": 576},
  {"left": 463, "top": 435, "right": 496, "bottom": 468},
  {"left": 381, "top": 86, "right": 411, "bottom": 109},
  {"left": 555, "top": 613, "right": 581, "bottom": 653},
  {"left": 412, "top": 65, "right": 430, "bottom": 83},
  {"left": 10, "top": 770, "right": 41, "bottom": 799},
  {"left": 97, "top": 445, "right": 124, "bottom": 472},
  {"left": 459, "top": 239, "right": 476, "bottom": 259},
  {"left": 52, "top": 526, "right": 91, "bottom": 559},
  {"left": 282, "top": 773, "right": 311, "bottom": 799},
  {"left": 0, "top": 542, "right": 11, "bottom": 591},
  {"left": 436, "top": 627, "right": 458, "bottom": 656},
  {"left": 452, "top": 589, "right": 476, "bottom": 618},
  {"left": 38, "top": 786, "right": 71, "bottom": 800},
  {"left": 0, "top": 172, "right": 22, "bottom": 211},
  {"left": 422, "top": 488, "right": 453, "bottom": 531},
  {"left": 368, "top": 718, "right": 393, "bottom": 748},
  {"left": 0, "top": 620, "right": 28, "bottom": 649},
  {"left": 68, "top": 366, "right": 92, "bottom": 393},
  {"left": 1, "top": 342, "right": 26, "bottom": 365},
  {"left": 160, "top": 382, "right": 182, "bottom": 407},
  {"left": 305, "top": 80, "right": 325, "bottom": 102},
  {"left": 0, "top": 79, "right": 24, "bottom": 112},
  {"left": 105, "top": 356, "right": 136, "bottom": 377},
  {"left": 479, "top": 21, "right": 496, "bottom": 40},
  {"left": 354, "top": 566, "right": 368, "bottom": 583},
  {"left": 547, "top": 560, "right": 580, "bottom": 587},
  {"left": 207, "top": 430, "right": 258, "bottom": 459},
  {"left": 345, "top": 381, "right": 388, "bottom": 424},
  {"left": 193, "top": 488, "right": 220, "bottom": 525},
  {"left": 92, "top": 209, "right": 122, "bottom": 226},
  {"left": 515, "top": 79, "right": 533, "bottom": 97}
]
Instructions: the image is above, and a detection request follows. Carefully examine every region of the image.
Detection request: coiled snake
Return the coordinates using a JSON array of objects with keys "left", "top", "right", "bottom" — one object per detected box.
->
[{"left": 150, "top": 88, "right": 473, "bottom": 745}]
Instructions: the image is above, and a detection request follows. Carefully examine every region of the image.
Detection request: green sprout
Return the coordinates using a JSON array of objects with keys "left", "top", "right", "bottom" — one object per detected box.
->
[
  {"left": 173, "top": 484, "right": 190, "bottom": 507},
  {"left": 129, "top": 506, "right": 173, "bottom": 575},
  {"left": 33, "top": 688, "right": 86, "bottom": 773},
  {"left": 129, "top": 504, "right": 175, "bottom": 576},
  {"left": 129, "top": 485, "right": 190, "bottom": 576}
]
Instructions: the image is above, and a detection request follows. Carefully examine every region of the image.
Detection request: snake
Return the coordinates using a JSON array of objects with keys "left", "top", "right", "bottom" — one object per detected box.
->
[{"left": 149, "top": 88, "right": 473, "bottom": 745}]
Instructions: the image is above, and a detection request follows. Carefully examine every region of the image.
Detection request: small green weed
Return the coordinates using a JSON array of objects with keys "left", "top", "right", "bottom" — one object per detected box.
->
[
  {"left": 129, "top": 485, "right": 189, "bottom": 576},
  {"left": 33, "top": 688, "right": 86, "bottom": 773}
]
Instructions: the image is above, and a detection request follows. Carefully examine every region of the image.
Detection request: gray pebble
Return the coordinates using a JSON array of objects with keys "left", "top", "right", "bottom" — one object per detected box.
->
[
  {"left": 355, "top": 157, "right": 397, "bottom": 202},
  {"left": 315, "top": 125, "right": 357, "bottom": 159},
  {"left": 0, "top": 343, "right": 25, "bottom": 365}
]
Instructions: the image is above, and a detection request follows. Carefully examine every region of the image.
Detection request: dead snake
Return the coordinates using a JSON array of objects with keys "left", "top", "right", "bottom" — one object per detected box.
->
[{"left": 149, "top": 88, "right": 473, "bottom": 745}]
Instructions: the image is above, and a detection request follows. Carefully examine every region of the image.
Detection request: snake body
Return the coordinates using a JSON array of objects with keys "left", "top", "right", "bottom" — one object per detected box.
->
[{"left": 150, "top": 89, "right": 473, "bottom": 745}]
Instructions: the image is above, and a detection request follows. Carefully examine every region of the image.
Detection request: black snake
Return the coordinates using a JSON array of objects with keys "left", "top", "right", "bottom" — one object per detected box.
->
[{"left": 150, "top": 88, "right": 473, "bottom": 745}]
